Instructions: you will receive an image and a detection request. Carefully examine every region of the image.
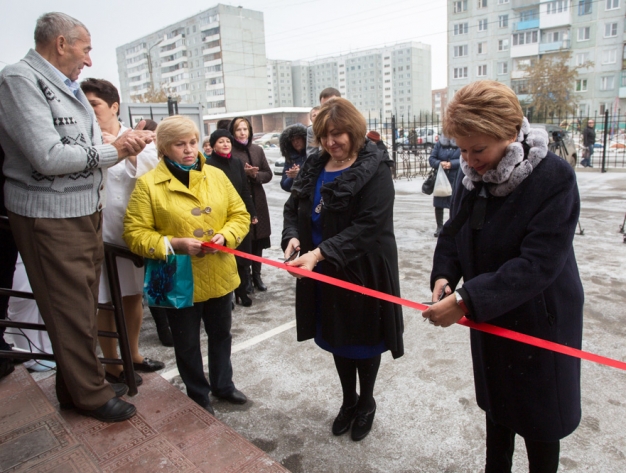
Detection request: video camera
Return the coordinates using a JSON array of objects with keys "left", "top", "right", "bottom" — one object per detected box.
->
[{"left": 551, "top": 130, "right": 564, "bottom": 142}]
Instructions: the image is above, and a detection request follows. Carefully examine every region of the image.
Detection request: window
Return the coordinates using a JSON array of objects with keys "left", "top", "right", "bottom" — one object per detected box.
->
[
  {"left": 497, "top": 0, "right": 509, "bottom": 3},
  {"left": 498, "top": 39, "right": 509, "bottom": 51},
  {"left": 499, "top": 15, "right": 509, "bottom": 28},
  {"left": 453, "top": 45, "right": 469, "bottom": 57},
  {"left": 577, "top": 27, "right": 590, "bottom": 41},
  {"left": 478, "top": 19, "right": 488, "bottom": 31},
  {"left": 601, "top": 75, "right": 615, "bottom": 90},
  {"left": 477, "top": 0, "right": 487, "bottom": 8},
  {"left": 512, "top": 30, "right": 539, "bottom": 45},
  {"left": 605, "top": 23, "right": 618, "bottom": 37},
  {"left": 576, "top": 52, "right": 590, "bottom": 66},
  {"left": 453, "top": 67, "right": 468, "bottom": 78},
  {"left": 453, "top": 0, "right": 468, "bottom": 11},
  {"left": 478, "top": 42, "right": 487, "bottom": 54},
  {"left": 454, "top": 22, "right": 469, "bottom": 35},
  {"left": 602, "top": 49, "right": 617, "bottom": 64},
  {"left": 575, "top": 79, "right": 588, "bottom": 91},
  {"left": 606, "top": 0, "right": 620, "bottom": 10},
  {"left": 477, "top": 64, "right": 487, "bottom": 76},
  {"left": 498, "top": 61, "right": 508, "bottom": 74},
  {"left": 578, "top": 0, "right": 592, "bottom": 15},
  {"left": 547, "top": 0, "right": 568, "bottom": 14}
]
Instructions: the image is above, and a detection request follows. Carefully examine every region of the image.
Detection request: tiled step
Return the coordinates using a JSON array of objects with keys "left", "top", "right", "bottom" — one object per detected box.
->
[{"left": 0, "top": 365, "right": 290, "bottom": 472}]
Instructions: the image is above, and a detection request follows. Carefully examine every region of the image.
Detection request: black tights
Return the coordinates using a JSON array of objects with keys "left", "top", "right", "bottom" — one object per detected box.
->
[
  {"left": 333, "top": 354, "right": 381, "bottom": 412},
  {"left": 485, "top": 416, "right": 560, "bottom": 473}
]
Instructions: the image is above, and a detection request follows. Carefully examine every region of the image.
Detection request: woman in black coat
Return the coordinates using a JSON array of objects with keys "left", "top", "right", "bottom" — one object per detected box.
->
[
  {"left": 427, "top": 136, "right": 460, "bottom": 237},
  {"left": 205, "top": 129, "right": 257, "bottom": 307},
  {"left": 279, "top": 124, "right": 307, "bottom": 192},
  {"left": 282, "top": 98, "right": 403, "bottom": 442},
  {"left": 423, "top": 80, "right": 583, "bottom": 473}
]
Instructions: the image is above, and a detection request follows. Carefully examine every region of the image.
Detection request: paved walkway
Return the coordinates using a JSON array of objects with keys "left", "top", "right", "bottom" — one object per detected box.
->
[{"left": 0, "top": 365, "right": 289, "bottom": 472}]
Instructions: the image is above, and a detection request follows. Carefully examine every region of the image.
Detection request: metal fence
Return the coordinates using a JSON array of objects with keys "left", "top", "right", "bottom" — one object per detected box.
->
[{"left": 365, "top": 110, "right": 626, "bottom": 179}]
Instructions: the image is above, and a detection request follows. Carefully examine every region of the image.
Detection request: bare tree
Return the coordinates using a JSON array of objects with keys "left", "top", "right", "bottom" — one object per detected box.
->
[
  {"left": 520, "top": 51, "right": 592, "bottom": 120},
  {"left": 132, "top": 85, "right": 181, "bottom": 104}
]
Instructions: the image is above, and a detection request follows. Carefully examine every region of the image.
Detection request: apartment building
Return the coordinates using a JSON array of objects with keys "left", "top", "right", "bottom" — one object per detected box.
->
[
  {"left": 268, "top": 42, "right": 432, "bottom": 120},
  {"left": 448, "top": 0, "right": 626, "bottom": 117},
  {"left": 116, "top": 4, "right": 269, "bottom": 115},
  {"left": 432, "top": 88, "right": 449, "bottom": 120}
]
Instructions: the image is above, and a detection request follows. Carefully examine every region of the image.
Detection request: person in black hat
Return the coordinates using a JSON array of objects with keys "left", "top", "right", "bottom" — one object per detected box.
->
[{"left": 205, "top": 129, "right": 257, "bottom": 307}]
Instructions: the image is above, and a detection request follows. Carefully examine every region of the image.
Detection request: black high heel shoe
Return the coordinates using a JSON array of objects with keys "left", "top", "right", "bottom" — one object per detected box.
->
[{"left": 234, "top": 290, "right": 252, "bottom": 307}]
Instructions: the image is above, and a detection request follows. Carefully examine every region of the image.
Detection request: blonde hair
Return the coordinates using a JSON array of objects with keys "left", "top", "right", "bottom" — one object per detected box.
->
[
  {"left": 231, "top": 118, "right": 249, "bottom": 137},
  {"left": 155, "top": 115, "right": 200, "bottom": 159},
  {"left": 313, "top": 98, "right": 366, "bottom": 157},
  {"left": 444, "top": 80, "right": 523, "bottom": 141}
]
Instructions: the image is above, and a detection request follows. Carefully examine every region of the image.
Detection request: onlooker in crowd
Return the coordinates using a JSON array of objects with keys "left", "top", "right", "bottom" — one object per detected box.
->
[
  {"left": 428, "top": 135, "right": 460, "bottom": 237},
  {"left": 206, "top": 129, "right": 257, "bottom": 307},
  {"left": 366, "top": 130, "right": 389, "bottom": 161},
  {"left": 279, "top": 124, "right": 308, "bottom": 192},
  {"left": 216, "top": 119, "right": 231, "bottom": 130},
  {"left": 81, "top": 78, "right": 164, "bottom": 386},
  {"left": 0, "top": 12, "right": 154, "bottom": 421},
  {"left": 229, "top": 117, "right": 273, "bottom": 293},
  {"left": 423, "top": 80, "right": 583, "bottom": 473},
  {"left": 305, "top": 106, "right": 320, "bottom": 157},
  {"left": 202, "top": 136, "right": 212, "bottom": 158},
  {"left": 142, "top": 119, "right": 158, "bottom": 131},
  {"left": 307, "top": 88, "right": 341, "bottom": 157},
  {"left": 283, "top": 98, "right": 404, "bottom": 441},
  {"left": 581, "top": 118, "right": 596, "bottom": 168},
  {"left": 123, "top": 115, "right": 250, "bottom": 414},
  {"left": 0, "top": 145, "right": 18, "bottom": 379}
]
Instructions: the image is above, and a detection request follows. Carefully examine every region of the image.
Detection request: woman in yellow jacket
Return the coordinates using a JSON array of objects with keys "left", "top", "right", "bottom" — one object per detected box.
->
[{"left": 124, "top": 116, "right": 250, "bottom": 415}]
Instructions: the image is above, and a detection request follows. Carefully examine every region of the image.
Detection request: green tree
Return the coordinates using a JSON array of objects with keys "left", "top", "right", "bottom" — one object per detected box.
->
[{"left": 520, "top": 51, "right": 592, "bottom": 120}]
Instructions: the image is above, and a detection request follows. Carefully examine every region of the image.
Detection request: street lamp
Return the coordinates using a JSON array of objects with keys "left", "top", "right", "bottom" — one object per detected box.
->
[{"left": 146, "top": 38, "right": 163, "bottom": 92}]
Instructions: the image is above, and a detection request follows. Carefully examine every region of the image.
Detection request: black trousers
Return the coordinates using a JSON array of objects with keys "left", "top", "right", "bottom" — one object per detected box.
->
[
  {"left": 0, "top": 227, "right": 18, "bottom": 351},
  {"left": 485, "top": 415, "right": 560, "bottom": 473},
  {"left": 165, "top": 293, "right": 235, "bottom": 405}
]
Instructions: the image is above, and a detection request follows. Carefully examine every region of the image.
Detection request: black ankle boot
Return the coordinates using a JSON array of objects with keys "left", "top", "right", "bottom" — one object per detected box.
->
[
  {"left": 434, "top": 207, "right": 444, "bottom": 237},
  {"left": 252, "top": 273, "right": 267, "bottom": 292},
  {"left": 234, "top": 287, "right": 252, "bottom": 307}
]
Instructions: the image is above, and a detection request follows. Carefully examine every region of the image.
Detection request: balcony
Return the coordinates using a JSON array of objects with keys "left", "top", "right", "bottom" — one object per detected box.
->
[
  {"left": 540, "top": 10, "right": 571, "bottom": 29},
  {"left": 619, "top": 87, "right": 626, "bottom": 98},
  {"left": 511, "top": 70, "right": 529, "bottom": 80},
  {"left": 161, "top": 55, "right": 187, "bottom": 69},
  {"left": 510, "top": 43, "right": 539, "bottom": 58},
  {"left": 514, "top": 18, "right": 539, "bottom": 31},
  {"left": 161, "top": 68, "right": 188, "bottom": 80},
  {"left": 125, "top": 47, "right": 147, "bottom": 59},
  {"left": 160, "top": 33, "right": 184, "bottom": 48},
  {"left": 202, "top": 46, "right": 221, "bottom": 56},
  {"left": 539, "top": 39, "right": 571, "bottom": 54},
  {"left": 204, "top": 58, "right": 222, "bottom": 68},
  {"left": 203, "top": 34, "right": 220, "bottom": 44}
]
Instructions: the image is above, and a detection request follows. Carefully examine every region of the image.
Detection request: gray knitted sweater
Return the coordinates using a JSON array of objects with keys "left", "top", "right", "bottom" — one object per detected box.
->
[{"left": 0, "top": 49, "right": 119, "bottom": 218}]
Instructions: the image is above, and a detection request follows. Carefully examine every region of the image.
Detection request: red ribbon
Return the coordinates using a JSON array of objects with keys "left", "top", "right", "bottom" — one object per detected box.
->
[{"left": 202, "top": 242, "right": 626, "bottom": 372}]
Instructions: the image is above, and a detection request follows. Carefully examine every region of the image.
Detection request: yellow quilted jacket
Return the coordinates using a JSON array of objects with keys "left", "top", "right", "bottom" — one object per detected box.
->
[{"left": 123, "top": 154, "right": 250, "bottom": 302}]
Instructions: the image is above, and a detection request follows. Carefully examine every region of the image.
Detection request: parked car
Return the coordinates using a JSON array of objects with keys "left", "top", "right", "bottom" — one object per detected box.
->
[
  {"left": 273, "top": 160, "right": 284, "bottom": 175},
  {"left": 253, "top": 133, "right": 280, "bottom": 147},
  {"left": 529, "top": 123, "right": 577, "bottom": 168},
  {"left": 397, "top": 127, "right": 440, "bottom": 152},
  {"left": 252, "top": 132, "right": 265, "bottom": 141}
]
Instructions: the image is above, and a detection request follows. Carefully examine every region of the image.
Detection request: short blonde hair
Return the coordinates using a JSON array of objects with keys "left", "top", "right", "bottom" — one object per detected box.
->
[
  {"left": 231, "top": 118, "right": 249, "bottom": 137},
  {"left": 155, "top": 115, "right": 200, "bottom": 159},
  {"left": 444, "top": 80, "right": 523, "bottom": 141},
  {"left": 313, "top": 98, "right": 366, "bottom": 157}
]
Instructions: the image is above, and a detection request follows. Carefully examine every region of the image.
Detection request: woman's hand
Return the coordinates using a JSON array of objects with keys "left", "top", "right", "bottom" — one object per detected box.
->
[
  {"left": 171, "top": 237, "right": 204, "bottom": 256},
  {"left": 244, "top": 163, "right": 259, "bottom": 179},
  {"left": 203, "top": 234, "right": 225, "bottom": 254},
  {"left": 441, "top": 161, "right": 452, "bottom": 170},
  {"left": 432, "top": 278, "right": 451, "bottom": 302},
  {"left": 286, "top": 164, "right": 300, "bottom": 179},
  {"left": 422, "top": 295, "right": 465, "bottom": 328},
  {"left": 251, "top": 217, "right": 258, "bottom": 225},
  {"left": 284, "top": 238, "right": 300, "bottom": 261},
  {"left": 285, "top": 250, "right": 319, "bottom": 278}
]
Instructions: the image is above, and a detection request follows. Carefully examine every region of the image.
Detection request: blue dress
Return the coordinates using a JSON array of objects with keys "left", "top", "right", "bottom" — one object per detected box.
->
[{"left": 311, "top": 168, "right": 387, "bottom": 359}]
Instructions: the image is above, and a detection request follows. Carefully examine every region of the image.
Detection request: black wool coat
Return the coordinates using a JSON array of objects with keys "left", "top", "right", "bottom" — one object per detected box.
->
[
  {"left": 431, "top": 151, "right": 583, "bottom": 442},
  {"left": 206, "top": 152, "right": 255, "bottom": 255},
  {"left": 282, "top": 141, "right": 404, "bottom": 358}
]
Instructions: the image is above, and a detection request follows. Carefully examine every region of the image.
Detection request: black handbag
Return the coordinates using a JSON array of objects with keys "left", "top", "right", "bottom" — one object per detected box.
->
[{"left": 422, "top": 167, "right": 437, "bottom": 195}]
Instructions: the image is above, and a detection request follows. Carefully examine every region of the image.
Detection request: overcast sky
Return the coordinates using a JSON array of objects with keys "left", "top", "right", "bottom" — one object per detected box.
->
[{"left": 0, "top": 0, "right": 448, "bottom": 91}]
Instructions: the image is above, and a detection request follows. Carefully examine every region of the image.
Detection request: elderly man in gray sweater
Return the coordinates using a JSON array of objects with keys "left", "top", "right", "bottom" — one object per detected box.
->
[{"left": 0, "top": 12, "right": 153, "bottom": 422}]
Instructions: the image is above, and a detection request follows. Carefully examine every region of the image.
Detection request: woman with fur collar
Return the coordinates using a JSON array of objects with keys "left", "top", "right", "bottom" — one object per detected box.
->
[
  {"left": 279, "top": 124, "right": 308, "bottom": 192},
  {"left": 423, "top": 81, "right": 583, "bottom": 473}
]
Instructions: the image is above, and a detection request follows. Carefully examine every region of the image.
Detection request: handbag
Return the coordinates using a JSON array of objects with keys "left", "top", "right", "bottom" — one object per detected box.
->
[
  {"left": 143, "top": 237, "right": 194, "bottom": 309},
  {"left": 433, "top": 163, "right": 453, "bottom": 197},
  {"left": 422, "top": 166, "right": 437, "bottom": 195}
]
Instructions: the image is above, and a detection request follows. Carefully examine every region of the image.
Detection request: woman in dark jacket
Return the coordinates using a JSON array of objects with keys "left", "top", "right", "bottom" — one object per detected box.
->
[
  {"left": 283, "top": 98, "right": 403, "bottom": 442},
  {"left": 428, "top": 136, "right": 460, "bottom": 237},
  {"left": 206, "top": 129, "right": 257, "bottom": 307},
  {"left": 423, "top": 81, "right": 583, "bottom": 473},
  {"left": 229, "top": 117, "right": 273, "bottom": 292},
  {"left": 279, "top": 124, "right": 307, "bottom": 192}
]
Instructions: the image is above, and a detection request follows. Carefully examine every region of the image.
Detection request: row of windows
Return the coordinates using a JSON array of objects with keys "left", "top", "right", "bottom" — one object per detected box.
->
[
  {"left": 453, "top": 15, "right": 509, "bottom": 35},
  {"left": 454, "top": 0, "right": 619, "bottom": 15}
]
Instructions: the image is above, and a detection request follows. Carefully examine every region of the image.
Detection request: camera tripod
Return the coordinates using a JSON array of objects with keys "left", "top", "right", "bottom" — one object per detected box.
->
[{"left": 548, "top": 138, "right": 569, "bottom": 160}]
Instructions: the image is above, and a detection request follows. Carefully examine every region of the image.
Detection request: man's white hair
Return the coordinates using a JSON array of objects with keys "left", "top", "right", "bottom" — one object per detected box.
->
[{"left": 34, "top": 12, "right": 89, "bottom": 46}]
